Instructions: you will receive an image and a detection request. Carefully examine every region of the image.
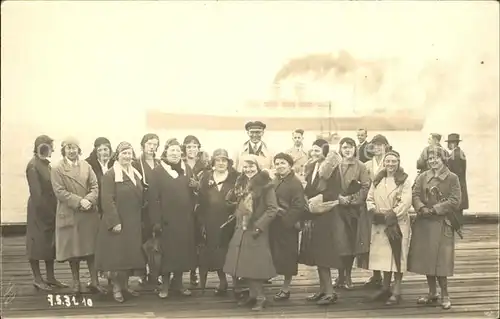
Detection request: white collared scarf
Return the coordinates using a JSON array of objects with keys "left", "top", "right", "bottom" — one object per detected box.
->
[
  {"left": 160, "top": 160, "right": 186, "bottom": 179},
  {"left": 113, "top": 161, "right": 142, "bottom": 185}
]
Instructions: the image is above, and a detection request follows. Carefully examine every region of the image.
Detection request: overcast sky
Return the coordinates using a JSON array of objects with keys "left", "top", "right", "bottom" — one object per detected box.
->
[{"left": 1, "top": 1, "right": 498, "bottom": 132}]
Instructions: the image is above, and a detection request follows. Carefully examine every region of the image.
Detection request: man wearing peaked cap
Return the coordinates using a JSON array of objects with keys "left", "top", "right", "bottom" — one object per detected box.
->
[
  {"left": 244, "top": 121, "right": 267, "bottom": 131},
  {"left": 446, "top": 133, "right": 468, "bottom": 221},
  {"left": 234, "top": 121, "right": 274, "bottom": 172}
]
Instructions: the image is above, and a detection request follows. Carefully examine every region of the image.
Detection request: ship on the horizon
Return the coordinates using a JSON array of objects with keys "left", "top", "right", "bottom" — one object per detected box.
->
[{"left": 146, "top": 99, "right": 425, "bottom": 132}]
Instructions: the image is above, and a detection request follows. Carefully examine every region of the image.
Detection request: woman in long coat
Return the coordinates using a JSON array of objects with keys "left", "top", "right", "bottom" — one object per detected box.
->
[
  {"left": 363, "top": 134, "right": 391, "bottom": 288},
  {"left": 196, "top": 148, "right": 238, "bottom": 295},
  {"left": 366, "top": 149, "right": 412, "bottom": 305},
  {"left": 85, "top": 137, "right": 114, "bottom": 216},
  {"left": 182, "top": 134, "right": 208, "bottom": 287},
  {"left": 269, "top": 152, "right": 306, "bottom": 301},
  {"left": 132, "top": 133, "right": 161, "bottom": 286},
  {"left": 333, "top": 137, "right": 371, "bottom": 290},
  {"left": 148, "top": 138, "right": 198, "bottom": 298},
  {"left": 301, "top": 139, "right": 343, "bottom": 305},
  {"left": 51, "top": 137, "right": 106, "bottom": 294},
  {"left": 95, "top": 142, "right": 146, "bottom": 303},
  {"left": 408, "top": 146, "right": 461, "bottom": 310},
  {"left": 223, "top": 155, "right": 278, "bottom": 312},
  {"left": 26, "top": 135, "right": 67, "bottom": 291}
]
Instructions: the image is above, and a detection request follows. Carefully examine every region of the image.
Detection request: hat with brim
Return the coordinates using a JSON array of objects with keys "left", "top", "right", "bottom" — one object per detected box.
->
[
  {"left": 212, "top": 148, "right": 230, "bottom": 160},
  {"left": 445, "top": 133, "right": 461, "bottom": 142},
  {"left": 370, "top": 134, "right": 389, "bottom": 145}
]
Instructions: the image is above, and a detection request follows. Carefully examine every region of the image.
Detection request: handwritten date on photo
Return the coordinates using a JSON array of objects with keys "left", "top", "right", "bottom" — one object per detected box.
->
[{"left": 47, "top": 294, "right": 93, "bottom": 307}]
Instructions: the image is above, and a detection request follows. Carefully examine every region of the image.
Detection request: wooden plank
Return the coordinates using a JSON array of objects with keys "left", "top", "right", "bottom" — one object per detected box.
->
[{"left": 2, "top": 224, "right": 498, "bottom": 318}]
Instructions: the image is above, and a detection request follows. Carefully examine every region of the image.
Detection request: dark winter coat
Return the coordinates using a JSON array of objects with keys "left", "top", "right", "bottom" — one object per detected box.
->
[
  {"left": 132, "top": 155, "right": 161, "bottom": 243},
  {"left": 95, "top": 167, "right": 146, "bottom": 272},
  {"left": 196, "top": 169, "right": 238, "bottom": 271},
  {"left": 269, "top": 171, "right": 306, "bottom": 276},
  {"left": 148, "top": 161, "right": 198, "bottom": 273},
  {"left": 85, "top": 155, "right": 114, "bottom": 215},
  {"left": 25, "top": 156, "right": 57, "bottom": 261},
  {"left": 407, "top": 166, "right": 461, "bottom": 276},
  {"left": 447, "top": 147, "right": 469, "bottom": 210}
]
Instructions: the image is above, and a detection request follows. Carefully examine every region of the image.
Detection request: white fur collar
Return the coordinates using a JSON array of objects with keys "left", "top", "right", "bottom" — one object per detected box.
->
[
  {"left": 113, "top": 161, "right": 142, "bottom": 185},
  {"left": 160, "top": 160, "right": 186, "bottom": 179}
]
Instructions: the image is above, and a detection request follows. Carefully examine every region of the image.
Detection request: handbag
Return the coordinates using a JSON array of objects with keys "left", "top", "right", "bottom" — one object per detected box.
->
[{"left": 308, "top": 194, "right": 339, "bottom": 214}]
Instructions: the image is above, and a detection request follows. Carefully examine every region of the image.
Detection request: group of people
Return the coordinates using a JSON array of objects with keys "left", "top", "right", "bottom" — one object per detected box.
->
[{"left": 25, "top": 121, "right": 468, "bottom": 312}]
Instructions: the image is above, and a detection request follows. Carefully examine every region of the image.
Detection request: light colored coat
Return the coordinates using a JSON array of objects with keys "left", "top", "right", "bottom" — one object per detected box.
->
[
  {"left": 234, "top": 141, "right": 273, "bottom": 172},
  {"left": 365, "top": 157, "right": 384, "bottom": 182},
  {"left": 366, "top": 174, "right": 412, "bottom": 272},
  {"left": 51, "top": 159, "right": 100, "bottom": 261},
  {"left": 286, "top": 146, "right": 308, "bottom": 177}
]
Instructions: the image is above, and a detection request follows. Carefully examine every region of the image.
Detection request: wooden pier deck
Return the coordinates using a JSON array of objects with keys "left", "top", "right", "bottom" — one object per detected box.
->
[{"left": 2, "top": 224, "right": 499, "bottom": 318}]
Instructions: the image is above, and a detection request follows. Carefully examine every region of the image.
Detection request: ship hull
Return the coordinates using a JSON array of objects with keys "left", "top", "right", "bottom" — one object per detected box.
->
[{"left": 146, "top": 110, "right": 424, "bottom": 131}]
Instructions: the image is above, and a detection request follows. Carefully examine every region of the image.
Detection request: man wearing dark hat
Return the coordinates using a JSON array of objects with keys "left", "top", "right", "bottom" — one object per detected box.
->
[
  {"left": 235, "top": 121, "right": 274, "bottom": 172},
  {"left": 446, "top": 133, "right": 468, "bottom": 222},
  {"left": 286, "top": 129, "right": 308, "bottom": 179},
  {"left": 416, "top": 133, "right": 450, "bottom": 172}
]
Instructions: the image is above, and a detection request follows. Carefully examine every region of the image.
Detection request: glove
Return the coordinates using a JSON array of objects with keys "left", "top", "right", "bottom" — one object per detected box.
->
[
  {"left": 373, "top": 212, "right": 386, "bottom": 225},
  {"left": 338, "top": 195, "right": 350, "bottom": 206},
  {"left": 251, "top": 228, "right": 262, "bottom": 239},
  {"left": 418, "top": 207, "right": 431, "bottom": 217},
  {"left": 277, "top": 207, "right": 286, "bottom": 217},
  {"left": 384, "top": 210, "right": 398, "bottom": 227}
]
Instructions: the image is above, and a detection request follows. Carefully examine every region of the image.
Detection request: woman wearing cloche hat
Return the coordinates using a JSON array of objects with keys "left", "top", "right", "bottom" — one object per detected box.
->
[{"left": 196, "top": 149, "right": 239, "bottom": 295}]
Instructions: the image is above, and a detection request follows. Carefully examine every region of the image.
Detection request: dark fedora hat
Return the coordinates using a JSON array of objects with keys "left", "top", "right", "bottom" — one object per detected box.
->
[{"left": 445, "top": 133, "right": 462, "bottom": 142}]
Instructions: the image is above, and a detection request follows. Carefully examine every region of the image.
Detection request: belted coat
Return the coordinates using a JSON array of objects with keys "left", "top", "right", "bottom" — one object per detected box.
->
[{"left": 51, "top": 159, "right": 100, "bottom": 261}]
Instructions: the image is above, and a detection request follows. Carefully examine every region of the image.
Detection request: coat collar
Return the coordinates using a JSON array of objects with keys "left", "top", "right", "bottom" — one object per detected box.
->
[
  {"left": 242, "top": 140, "right": 270, "bottom": 156},
  {"left": 113, "top": 161, "right": 142, "bottom": 184},
  {"left": 341, "top": 156, "right": 357, "bottom": 165},
  {"left": 160, "top": 160, "right": 187, "bottom": 179},
  {"left": 287, "top": 146, "right": 307, "bottom": 154},
  {"left": 34, "top": 155, "right": 50, "bottom": 166},
  {"left": 425, "top": 165, "right": 451, "bottom": 182},
  {"left": 62, "top": 158, "right": 81, "bottom": 170}
]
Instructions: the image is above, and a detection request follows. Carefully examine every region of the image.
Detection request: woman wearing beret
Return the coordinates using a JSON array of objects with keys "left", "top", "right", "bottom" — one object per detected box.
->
[
  {"left": 301, "top": 138, "right": 343, "bottom": 305},
  {"left": 196, "top": 149, "right": 239, "bottom": 295},
  {"left": 51, "top": 137, "right": 106, "bottom": 294},
  {"left": 366, "top": 149, "right": 412, "bottom": 305},
  {"left": 148, "top": 138, "right": 198, "bottom": 298},
  {"left": 26, "top": 135, "right": 67, "bottom": 291},
  {"left": 269, "top": 152, "right": 307, "bottom": 301},
  {"left": 223, "top": 155, "right": 278, "bottom": 311},
  {"left": 132, "top": 133, "right": 161, "bottom": 286},
  {"left": 408, "top": 146, "right": 461, "bottom": 310},
  {"left": 85, "top": 137, "right": 114, "bottom": 216},
  {"left": 95, "top": 142, "right": 146, "bottom": 303},
  {"left": 333, "top": 137, "right": 371, "bottom": 290}
]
